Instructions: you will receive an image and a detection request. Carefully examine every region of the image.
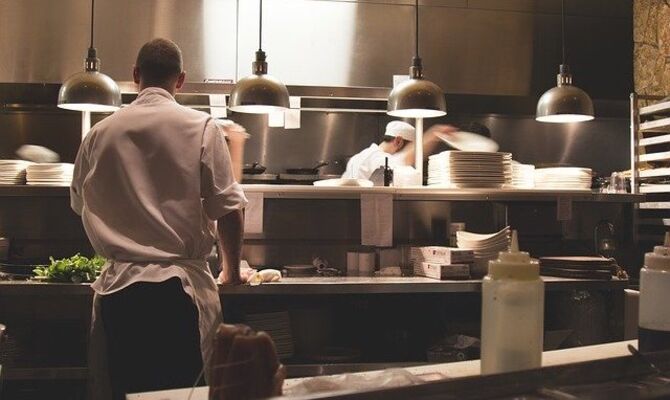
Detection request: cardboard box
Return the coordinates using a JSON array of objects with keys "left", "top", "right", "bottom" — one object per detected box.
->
[
  {"left": 410, "top": 246, "right": 474, "bottom": 265},
  {"left": 414, "top": 262, "right": 471, "bottom": 280}
]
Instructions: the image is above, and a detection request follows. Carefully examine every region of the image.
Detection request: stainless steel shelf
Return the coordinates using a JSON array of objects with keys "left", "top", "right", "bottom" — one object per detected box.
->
[
  {"left": 0, "top": 185, "right": 644, "bottom": 203},
  {"left": 640, "top": 117, "right": 670, "bottom": 133},
  {"left": 639, "top": 201, "right": 670, "bottom": 209},
  {"left": 640, "top": 100, "right": 670, "bottom": 117},
  {"left": 639, "top": 134, "right": 670, "bottom": 147},
  {"left": 218, "top": 276, "right": 628, "bottom": 295},
  {"left": 639, "top": 168, "right": 670, "bottom": 178},
  {"left": 640, "top": 185, "right": 670, "bottom": 194},
  {"left": 0, "top": 277, "right": 628, "bottom": 297},
  {"left": 639, "top": 150, "right": 670, "bottom": 163}
]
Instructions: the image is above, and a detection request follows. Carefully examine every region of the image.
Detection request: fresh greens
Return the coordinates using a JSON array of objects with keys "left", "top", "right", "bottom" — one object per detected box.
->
[{"left": 33, "top": 254, "right": 106, "bottom": 283}]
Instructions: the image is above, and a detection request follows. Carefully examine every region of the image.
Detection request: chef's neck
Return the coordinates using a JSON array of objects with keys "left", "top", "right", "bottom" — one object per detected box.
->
[
  {"left": 378, "top": 141, "right": 397, "bottom": 155},
  {"left": 139, "top": 82, "right": 178, "bottom": 96}
]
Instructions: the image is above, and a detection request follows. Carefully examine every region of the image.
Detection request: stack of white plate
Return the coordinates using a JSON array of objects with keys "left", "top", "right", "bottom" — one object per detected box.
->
[
  {"left": 428, "top": 151, "right": 512, "bottom": 188},
  {"left": 0, "top": 160, "right": 32, "bottom": 184},
  {"left": 510, "top": 162, "right": 535, "bottom": 189},
  {"left": 456, "top": 226, "right": 511, "bottom": 277},
  {"left": 25, "top": 163, "right": 74, "bottom": 186},
  {"left": 534, "top": 167, "right": 592, "bottom": 190},
  {"left": 244, "top": 311, "right": 294, "bottom": 360}
]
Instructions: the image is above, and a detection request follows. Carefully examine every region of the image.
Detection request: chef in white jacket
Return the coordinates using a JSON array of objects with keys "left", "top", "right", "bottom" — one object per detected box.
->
[
  {"left": 71, "top": 38, "right": 247, "bottom": 400},
  {"left": 343, "top": 121, "right": 456, "bottom": 180}
]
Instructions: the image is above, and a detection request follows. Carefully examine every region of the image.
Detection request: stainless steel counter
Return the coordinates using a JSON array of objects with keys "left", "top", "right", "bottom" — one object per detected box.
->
[
  {"left": 0, "top": 185, "right": 644, "bottom": 203},
  {"left": 0, "top": 276, "right": 628, "bottom": 296}
]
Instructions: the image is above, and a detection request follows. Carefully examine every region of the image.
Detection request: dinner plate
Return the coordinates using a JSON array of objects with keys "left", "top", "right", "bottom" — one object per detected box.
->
[{"left": 435, "top": 131, "right": 500, "bottom": 152}]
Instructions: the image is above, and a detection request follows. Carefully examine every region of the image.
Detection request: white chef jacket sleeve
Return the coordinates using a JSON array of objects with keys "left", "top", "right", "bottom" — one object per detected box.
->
[
  {"left": 201, "top": 119, "right": 248, "bottom": 220},
  {"left": 70, "top": 132, "right": 92, "bottom": 216},
  {"left": 367, "top": 150, "right": 401, "bottom": 172}
]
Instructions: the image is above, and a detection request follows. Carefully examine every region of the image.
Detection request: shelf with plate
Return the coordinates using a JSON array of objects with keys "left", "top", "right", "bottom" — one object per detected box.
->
[
  {"left": 631, "top": 94, "right": 670, "bottom": 242},
  {"left": 0, "top": 184, "right": 645, "bottom": 203}
]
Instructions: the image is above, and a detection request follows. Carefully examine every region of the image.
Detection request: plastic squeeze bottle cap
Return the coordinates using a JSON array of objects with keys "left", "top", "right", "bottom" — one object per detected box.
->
[
  {"left": 644, "top": 232, "right": 670, "bottom": 271},
  {"left": 487, "top": 230, "right": 540, "bottom": 280}
]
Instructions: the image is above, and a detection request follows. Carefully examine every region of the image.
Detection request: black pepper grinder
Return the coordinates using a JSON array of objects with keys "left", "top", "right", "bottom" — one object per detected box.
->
[{"left": 383, "top": 157, "right": 394, "bottom": 187}]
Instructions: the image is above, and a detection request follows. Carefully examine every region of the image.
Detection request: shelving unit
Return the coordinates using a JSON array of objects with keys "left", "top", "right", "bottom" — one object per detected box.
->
[{"left": 631, "top": 93, "right": 670, "bottom": 242}]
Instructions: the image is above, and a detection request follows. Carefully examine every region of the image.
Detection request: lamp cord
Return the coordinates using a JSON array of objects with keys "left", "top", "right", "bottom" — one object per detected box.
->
[
  {"left": 561, "top": 0, "right": 565, "bottom": 65},
  {"left": 258, "top": 0, "right": 263, "bottom": 51},
  {"left": 90, "top": 0, "right": 95, "bottom": 49},
  {"left": 415, "top": 0, "right": 419, "bottom": 59}
]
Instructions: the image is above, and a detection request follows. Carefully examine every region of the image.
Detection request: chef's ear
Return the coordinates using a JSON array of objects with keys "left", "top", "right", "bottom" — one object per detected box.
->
[
  {"left": 394, "top": 136, "right": 404, "bottom": 148},
  {"left": 176, "top": 71, "right": 186, "bottom": 90},
  {"left": 132, "top": 66, "right": 140, "bottom": 84}
]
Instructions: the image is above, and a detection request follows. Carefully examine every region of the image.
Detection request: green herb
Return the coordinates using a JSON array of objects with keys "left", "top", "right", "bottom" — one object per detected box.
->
[{"left": 33, "top": 254, "right": 106, "bottom": 283}]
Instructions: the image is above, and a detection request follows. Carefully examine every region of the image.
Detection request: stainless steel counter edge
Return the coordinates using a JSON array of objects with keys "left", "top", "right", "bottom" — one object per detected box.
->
[
  {"left": 0, "top": 185, "right": 645, "bottom": 203},
  {"left": 0, "top": 277, "right": 628, "bottom": 296}
]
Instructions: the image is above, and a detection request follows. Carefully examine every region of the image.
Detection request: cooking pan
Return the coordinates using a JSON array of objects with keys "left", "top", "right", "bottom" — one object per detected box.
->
[
  {"left": 243, "top": 162, "right": 267, "bottom": 175},
  {"left": 286, "top": 161, "right": 329, "bottom": 175}
]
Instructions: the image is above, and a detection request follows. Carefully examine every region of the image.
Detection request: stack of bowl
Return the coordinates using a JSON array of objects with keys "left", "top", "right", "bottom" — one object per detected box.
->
[{"left": 456, "top": 226, "right": 511, "bottom": 278}]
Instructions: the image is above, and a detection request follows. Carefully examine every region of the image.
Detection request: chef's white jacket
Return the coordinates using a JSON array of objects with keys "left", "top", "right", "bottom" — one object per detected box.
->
[
  {"left": 70, "top": 87, "right": 247, "bottom": 398},
  {"left": 342, "top": 143, "right": 405, "bottom": 180}
]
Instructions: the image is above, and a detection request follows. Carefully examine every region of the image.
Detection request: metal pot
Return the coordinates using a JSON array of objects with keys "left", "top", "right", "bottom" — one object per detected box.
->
[
  {"left": 286, "top": 161, "right": 329, "bottom": 175},
  {"left": 243, "top": 162, "right": 267, "bottom": 175}
]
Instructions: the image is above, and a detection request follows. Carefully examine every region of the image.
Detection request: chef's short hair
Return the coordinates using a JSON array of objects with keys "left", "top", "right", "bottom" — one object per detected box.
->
[
  {"left": 382, "top": 135, "right": 406, "bottom": 143},
  {"left": 135, "top": 38, "right": 183, "bottom": 86}
]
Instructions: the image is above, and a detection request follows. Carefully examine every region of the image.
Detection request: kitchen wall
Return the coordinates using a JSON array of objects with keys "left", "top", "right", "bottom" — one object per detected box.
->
[
  {"left": 0, "top": 1, "right": 638, "bottom": 267},
  {"left": 634, "top": 0, "right": 670, "bottom": 100}
]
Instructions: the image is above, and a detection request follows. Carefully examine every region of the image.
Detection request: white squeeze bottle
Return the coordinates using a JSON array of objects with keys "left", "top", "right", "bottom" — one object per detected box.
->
[
  {"left": 639, "top": 232, "right": 670, "bottom": 353},
  {"left": 481, "top": 230, "right": 544, "bottom": 374}
]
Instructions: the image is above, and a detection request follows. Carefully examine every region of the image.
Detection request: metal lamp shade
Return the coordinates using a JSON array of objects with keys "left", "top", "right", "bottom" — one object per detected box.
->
[
  {"left": 387, "top": 78, "right": 447, "bottom": 118},
  {"left": 536, "top": 84, "right": 594, "bottom": 123},
  {"left": 229, "top": 73, "right": 290, "bottom": 114},
  {"left": 58, "top": 70, "right": 121, "bottom": 112}
]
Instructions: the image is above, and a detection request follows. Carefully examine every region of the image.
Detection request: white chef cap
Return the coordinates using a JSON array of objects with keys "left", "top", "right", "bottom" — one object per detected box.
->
[{"left": 385, "top": 121, "right": 415, "bottom": 142}]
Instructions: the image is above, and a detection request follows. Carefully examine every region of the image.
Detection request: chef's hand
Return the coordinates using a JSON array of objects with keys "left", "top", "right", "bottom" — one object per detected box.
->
[
  {"left": 218, "top": 120, "right": 250, "bottom": 143},
  {"left": 426, "top": 124, "right": 458, "bottom": 141},
  {"left": 217, "top": 265, "right": 253, "bottom": 285}
]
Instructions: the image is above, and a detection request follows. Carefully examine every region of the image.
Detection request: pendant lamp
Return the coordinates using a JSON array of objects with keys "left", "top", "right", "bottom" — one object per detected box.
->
[
  {"left": 387, "top": 0, "right": 446, "bottom": 118},
  {"left": 229, "top": 0, "right": 289, "bottom": 114},
  {"left": 536, "top": 0, "right": 594, "bottom": 123},
  {"left": 58, "top": 0, "right": 121, "bottom": 112}
]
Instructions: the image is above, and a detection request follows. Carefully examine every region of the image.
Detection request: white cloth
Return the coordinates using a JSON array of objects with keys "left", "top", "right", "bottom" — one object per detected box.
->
[
  {"left": 343, "top": 144, "right": 404, "bottom": 180},
  {"left": 71, "top": 87, "right": 248, "bottom": 399}
]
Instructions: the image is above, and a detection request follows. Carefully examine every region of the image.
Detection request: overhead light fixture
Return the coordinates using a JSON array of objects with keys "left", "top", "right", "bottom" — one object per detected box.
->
[
  {"left": 536, "top": 0, "right": 594, "bottom": 123},
  {"left": 58, "top": 0, "right": 121, "bottom": 112},
  {"left": 229, "top": 0, "right": 289, "bottom": 114},
  {"left": 387, "top": 0, "right": 446, "bottom": 118}
]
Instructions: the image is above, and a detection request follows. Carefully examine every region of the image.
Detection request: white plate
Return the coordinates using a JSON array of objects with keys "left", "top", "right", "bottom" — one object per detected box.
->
[
  {"left": 435, "top": 131, "right": 500, "bottom": 152},
  {"left": 313, "top": 178, "right": 373, "bottom": 187}
]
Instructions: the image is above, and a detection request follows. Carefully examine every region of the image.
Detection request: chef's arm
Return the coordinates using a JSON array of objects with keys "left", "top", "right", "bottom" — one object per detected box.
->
[
  {"left": 217, "top": 208, "right": 244, "bottom": 284},
  {"left": 227, "top": 139, "right": 245, "bottom": 183},
  {"left": 402, "top": 124, "right": 457, "bottom": 165}
]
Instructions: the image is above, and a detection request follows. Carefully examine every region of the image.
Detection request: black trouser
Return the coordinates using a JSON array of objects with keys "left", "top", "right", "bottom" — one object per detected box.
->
[{"left": 100, "top": 277, "right": 204, "bottom": 400}]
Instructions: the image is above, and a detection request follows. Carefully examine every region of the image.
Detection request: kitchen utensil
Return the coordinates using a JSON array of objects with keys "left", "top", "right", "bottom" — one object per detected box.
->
[
  {"left": 283, "top": 264, "right": 317, "bottom": 277},
  {"left": 243, "top": 162, "right": 267, "bottom": 175},
  {"left": 358, "top": 252, "right": 376, "bottom": 277},
  {"left": 286, "top": 161, "right": 329, "bottom": 175},
  {"left": 347, "top": 252, "right": 359, "bottom": 276},
  {"left": 435, "top": 131, "right": 499, "bottom": 152}
]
